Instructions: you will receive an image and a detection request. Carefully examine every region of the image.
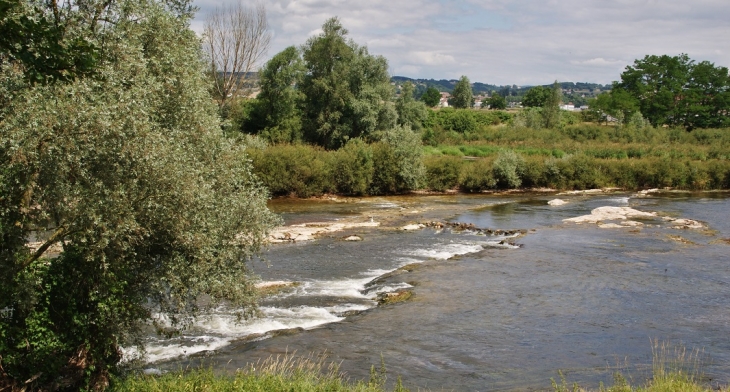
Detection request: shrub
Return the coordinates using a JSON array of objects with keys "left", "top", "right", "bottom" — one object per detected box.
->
[
  {"left": 370, "top": 126, "right": 424, "bottom": 194},
  {"left": 492, "top": 150, "right": 525, "bottom": 189},
  {"left": 249, "top": 144, "right": 333, "bottom": 197},
  {"left": 332, "top": 139, "right": 373, "bottom": 196},
  {"left": 460, "top": 159, "right": 496, "bottom": 192},
  {"left": 424, "top": 155, "right": 463, "bottom": 191}
]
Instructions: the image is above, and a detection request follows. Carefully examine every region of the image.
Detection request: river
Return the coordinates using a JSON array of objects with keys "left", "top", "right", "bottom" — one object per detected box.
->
[{"left": 144, "top": 191, "right": 730, "bottom": 391}]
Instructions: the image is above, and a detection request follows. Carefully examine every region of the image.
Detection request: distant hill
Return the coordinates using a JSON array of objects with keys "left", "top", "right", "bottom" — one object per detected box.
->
[{"left": 391, "top": 76, "right": 611, "bottom": 106}]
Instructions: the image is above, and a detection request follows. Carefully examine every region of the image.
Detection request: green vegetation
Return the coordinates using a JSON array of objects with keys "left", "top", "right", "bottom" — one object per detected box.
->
[
  {"left": 3, "top": 0, "right": 730, "bottom": 387},
  {"left": 0, "top": 0, "right": 278, "bottom": 389},
  {"left": 109, "top": 343, "right": 727, "bottom": 392},
  {"left": 421, "top": 86, "right": 442, "bottom": 107},
  {"left": 486, "top": 93, "right": 507, "bottom": 110},
  {"left": 422, "top": 123, "right": 730, "bottom": 191},
  {"left": 553, "top": 342, "right": 726, "bottom": 392},
  {"left": 592, "top": 54, "right": 730, "bottom": 130},
  {"left": 450, "top": 75, "right": 474, "bottom": 109},
  {"left": 241, "top": 17, "right": 397, "bottom": 149},
  {"left": 111, "top": 355, "right": 409, "bottom": 392}
]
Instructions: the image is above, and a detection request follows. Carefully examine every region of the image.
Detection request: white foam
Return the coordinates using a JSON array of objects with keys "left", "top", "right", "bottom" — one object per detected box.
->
[
  {"left": 407, "top": 243, "right": 485, "bottom": 260},
  {"left": 125, "top": 305, "right": 344, "bottom": 364}
]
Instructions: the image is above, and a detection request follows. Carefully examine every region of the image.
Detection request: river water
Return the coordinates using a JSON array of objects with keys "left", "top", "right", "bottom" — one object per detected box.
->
[{"left": 146, "top": 192, "right": 730, "bottom": 391}]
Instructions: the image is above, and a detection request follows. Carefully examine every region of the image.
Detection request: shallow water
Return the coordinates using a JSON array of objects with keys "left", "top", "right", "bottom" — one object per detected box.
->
[{"left": 148, "top": 192, "right": 730, "bottom": 391}]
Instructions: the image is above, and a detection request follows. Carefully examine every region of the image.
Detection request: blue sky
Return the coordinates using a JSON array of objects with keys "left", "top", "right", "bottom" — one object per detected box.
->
[{"left": 190, "top": 0, "right": 730, "bottom": 86}]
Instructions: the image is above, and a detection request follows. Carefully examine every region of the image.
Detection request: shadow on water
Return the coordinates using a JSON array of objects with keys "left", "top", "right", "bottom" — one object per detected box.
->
[{"left": 150, "top": 192, "right": 730, "bottom": 391}]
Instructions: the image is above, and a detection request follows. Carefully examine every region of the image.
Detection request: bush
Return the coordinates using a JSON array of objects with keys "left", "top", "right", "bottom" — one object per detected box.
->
[
  {"left": 371, "top": 126, "right": 424, "bottom": 194},
  {"left": 492, "top": 150, "right": 525, "bottom": 189},
  {"left": 249, "top": 144, "right": 333, "bottom": 197},
  {"left": 332, "top": 139, "right": 373, "bottom": 196},
  {"left": 460, "top": 159, "right": 496, "bottom": 192},
  {"left": 424, "top": 155, "right": 463, "bottom": 191}
]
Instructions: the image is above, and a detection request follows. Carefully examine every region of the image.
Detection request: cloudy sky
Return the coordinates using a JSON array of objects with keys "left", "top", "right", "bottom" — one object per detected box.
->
[{"left": 190, "top": 0, "right": 730, "bottom": 86}]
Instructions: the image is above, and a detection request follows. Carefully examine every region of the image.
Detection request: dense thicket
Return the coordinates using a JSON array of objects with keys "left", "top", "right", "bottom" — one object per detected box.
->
[{"left": 0, "top": 0, "right": 278, "bottom": 389}]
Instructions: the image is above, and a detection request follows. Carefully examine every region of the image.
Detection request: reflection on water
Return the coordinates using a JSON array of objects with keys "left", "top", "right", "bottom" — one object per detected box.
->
[{"left": 149, "top": 192, "right": 730, "bottom": 391}]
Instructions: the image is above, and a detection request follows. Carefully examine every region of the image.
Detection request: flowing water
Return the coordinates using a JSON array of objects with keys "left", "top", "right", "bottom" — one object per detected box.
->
[{"left": 144, "top": 192, "right": 730, "bottom": 391}]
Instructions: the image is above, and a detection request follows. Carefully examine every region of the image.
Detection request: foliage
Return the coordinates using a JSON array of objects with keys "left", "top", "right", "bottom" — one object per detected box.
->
[
  {"left": 0, "top": 0, "right": 279, "bottom": 389},
  {"left": 0, "top": 0, "right": 98, "bottom": 84},
  {"left": 395, "top": 81, "right": 429, "bottom": 131},
  {"left": 248, "top": 145, "right": 333, "bottom": 197},
  {"left": 492, "top": 151, "right": 526, "bottom": 189},
  {"left": 249, "top": 126, "right": 424, "bottom": 197},
  {"left": 522, "top": 86, "right": 550, "bottom": 107},
  {"left": 511, "top": 107, "right": 545, "bottom": 129},
  {"left": 243, "top": 46, "right": 304, "bottom": 143},
  {"left": 589, "top": 87, "right": 640, "bottom": 125},
  {"left": 371, "top": 126, "right": 425, "bottom": 194},
  {"left": 300, "top": 17, "right": 396, "bottom": 149},
  {"left": 421, "top": 86, "right": 441, "bottom": 107},
  {"left": 542, "top": 81, "right": 562, "bottom": 129},
  {"left": 333, "top": 139, "right": 374, "bottom": 196},
  {"left": 616, "top": 54, "right": 730, "bottom": 130},
  {"left": 450, "top": 75, "right": 474, "bottom": 109},
  {"left": 460, "top": 159, "right": 497, "bottom": 192},
  {"left": 111, "top": 354, "right": 411, "bottom": 392},
  {"left": 424, "top": 156, "right": 463, "bottom": 191},
  {"left": 486, "top": 93, "right": 507, "bottom": 110}
]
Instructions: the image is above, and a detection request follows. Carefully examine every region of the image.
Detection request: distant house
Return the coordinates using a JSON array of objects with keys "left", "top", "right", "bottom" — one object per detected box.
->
[{"left": 439, "top": 92, "right": 451, "bottom": 108}]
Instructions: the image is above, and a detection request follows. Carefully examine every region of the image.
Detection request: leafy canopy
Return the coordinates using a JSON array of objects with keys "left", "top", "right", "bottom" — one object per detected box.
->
[
  {"left": 421, "top": 86, "right": 442, "bottom": 107},
  {"left": 0, "top": 0, "right": 279, "bottom": 389},
  {"left": 450, "top": 75, "right": 474, "bottom": 109},
  {"left": 616, "top": 54, "right": 730, "bottom": 130},
  {"left": 299, "top": 17, "right": 396, "bottom": 149}
]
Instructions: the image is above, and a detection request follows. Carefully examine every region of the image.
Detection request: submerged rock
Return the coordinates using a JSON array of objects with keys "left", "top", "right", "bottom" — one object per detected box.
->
[
  {"left": 665, "top": 218, "right": 704, "bottom": 230},
  {"left": 377, "top": 290, "right": 413, "bottom": 305}
]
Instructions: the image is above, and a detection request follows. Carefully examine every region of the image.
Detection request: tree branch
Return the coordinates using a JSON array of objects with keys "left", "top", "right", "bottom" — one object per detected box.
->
[{"left": 20, "top": 226, "right": 68, "bottom": 270}]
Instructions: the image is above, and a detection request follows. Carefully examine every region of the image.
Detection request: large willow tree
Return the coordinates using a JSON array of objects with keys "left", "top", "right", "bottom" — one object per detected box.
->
[{"left": 0, "top": 0, "right": 279, "bottom": 389}]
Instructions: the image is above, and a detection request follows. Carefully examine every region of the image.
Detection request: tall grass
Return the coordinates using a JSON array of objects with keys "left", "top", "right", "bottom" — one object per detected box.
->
[
  {"left": 111, "top": 354, "right": 409, "bottom": 392},
  {"left": 552, "top": 340, "right": 726, "bottom": 392}
]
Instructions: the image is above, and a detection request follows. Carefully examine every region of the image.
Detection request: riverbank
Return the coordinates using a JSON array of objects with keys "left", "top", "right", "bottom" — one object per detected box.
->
[
  {"left": 112, "top": 352, "right": 728, "bottom": 392},
  {"left": 249, "top": 125, "right": 730, "bottom": 198}
]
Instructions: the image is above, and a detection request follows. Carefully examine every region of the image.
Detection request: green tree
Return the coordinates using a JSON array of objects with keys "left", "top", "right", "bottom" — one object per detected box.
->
[
  {"left": 396, "top": 81, "right": 429, "bottom": 131},
  {"left": 542, "top": 81, "right": 562, "bottom": 128},
  {"left": 299, "top": 17, "right": 396, "bottom": 149},
  {"left": 450, "top": 75, "right": 473, "bottom": 109},
  {"left": 243, "top": 46, "right": 304, "bottom": 143},
  {"left": 522, "top": 85, "right": 550, "bottom": 107},
  {"left": 486, "top": 93, "right": 507, "bottom": 110},
  {"left": 588, "top": 86, "right": 639, "bottom": 125},
  {"left": 617, "top": 54, "right": 730, "bottom": 129},
  {"left": 0, "top": 0, "right": 99, "bottom": 84},
  {"left": 0, "top": 0, "right": 279, "bottom": 389},
  {"left": 421, "top": 86, "right": 441, "bottom": 107}
]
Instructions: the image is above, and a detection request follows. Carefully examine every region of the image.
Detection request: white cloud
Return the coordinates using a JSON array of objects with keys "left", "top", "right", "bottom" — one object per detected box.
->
[
  {"left": 571, "top": 58, "right": 627, "bottom": 67},
  {"left": 191, "top": 0, "right": 730, "bottom": 85},
  {"left": 409, "top": 51, "right": 457, "bottom": 66}
]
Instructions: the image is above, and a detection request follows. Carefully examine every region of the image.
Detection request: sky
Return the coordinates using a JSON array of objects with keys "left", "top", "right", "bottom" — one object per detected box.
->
[{"left": 190, "top": 0, "right": 730, "bottom": 87}]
